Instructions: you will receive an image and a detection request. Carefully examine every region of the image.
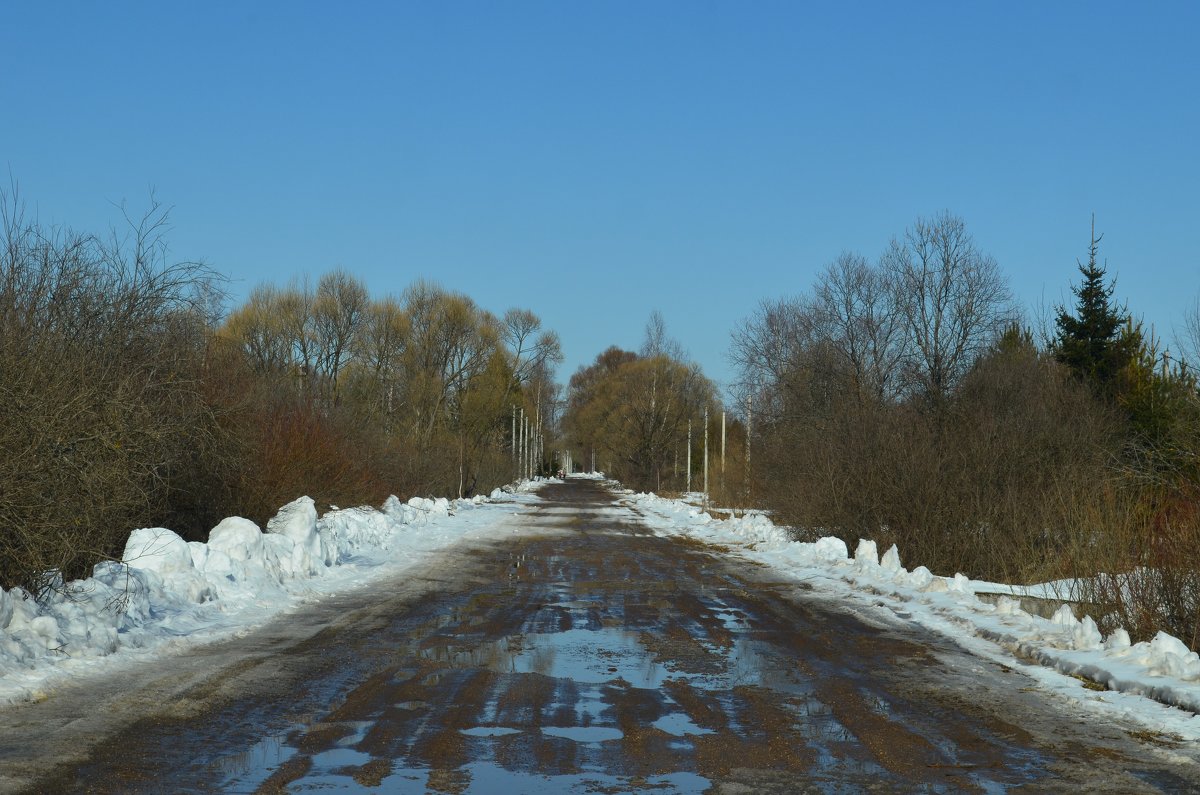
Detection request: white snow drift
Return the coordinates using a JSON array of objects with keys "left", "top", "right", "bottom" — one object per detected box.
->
[{"left": 0, "top": 487, "right": 539, "bottom": 704}]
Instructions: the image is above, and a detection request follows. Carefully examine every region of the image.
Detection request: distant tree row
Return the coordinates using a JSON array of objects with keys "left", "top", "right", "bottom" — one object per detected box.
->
[
  {"left": 0, "top": 190, "right": 562, "bottom": 596},
  {"left": 218, "top": 274, "right": 562, "bottom": 510},
  {"left": 562, "top": 313, "right": 723, "bottom": 492}
]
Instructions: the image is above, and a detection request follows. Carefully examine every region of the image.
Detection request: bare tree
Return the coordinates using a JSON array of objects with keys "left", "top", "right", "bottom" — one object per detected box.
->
[
  {"left": 222, "top": 284, "right": 292, "bottom": 375},
  {"left": 814, "top": 252, "right": 905, "bottom": 405},
  {"left": 641, "top": 309, "right": 686, "bottom": 361},
  {"left": 502, "top": 307, "right": 563, "bottom": 386},
  {"left": 277, "top": 276, "right": 317, "bottom": 384},
  {"left": 881, "top": 212, "right": 1013, "bottom": 406},
  {"left": 313, "top": 268, "right": 369, "bottom": 401},
  {"left": 1177, "top": 292, "right": 1200, "bottom": 375}
]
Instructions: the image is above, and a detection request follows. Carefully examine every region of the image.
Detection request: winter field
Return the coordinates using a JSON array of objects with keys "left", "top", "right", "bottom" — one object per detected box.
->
[{"left": 1, "top": 474, "right": 1198, "bottom": 748}]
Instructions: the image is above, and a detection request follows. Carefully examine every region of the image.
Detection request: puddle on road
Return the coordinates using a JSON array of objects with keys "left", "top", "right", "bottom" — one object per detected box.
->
[
  {"left": 460, "top": 726, "right": 523, "bottom": 737},
  {"left": 303, "top": 761, "right": 711, "bottom": 794},
  {"left": 541, "top": 725, "right": 625, "bottom": 742},
  {"left": 209, "top": 532, "right": 1059, "bottom": 795},
  {"left": 653, "top": 712, "right": 714, "bottom": 737}
]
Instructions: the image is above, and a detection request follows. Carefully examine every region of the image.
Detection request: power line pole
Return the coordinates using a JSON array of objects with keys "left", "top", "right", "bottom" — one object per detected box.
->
[
  {"left": 686, "top": 419, "right": 692, "bottom": 493},
  {"left": 744, "top": 393, "right": 752, "bottom": 504},
  {"left": 721, "top": 410, "right": 726, "bottom": 474},
  {"left": 703, "top": 406, "right": 709, "bottom": 497}
]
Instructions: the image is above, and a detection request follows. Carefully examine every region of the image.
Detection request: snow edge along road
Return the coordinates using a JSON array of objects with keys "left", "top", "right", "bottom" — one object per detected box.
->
[
  {"left": 0, "top": 480, "right": 548, "bottom": 705},
  {"left": 623, "top": 486, "right": 1200, "bottom": 743},
  {"left": 3, "top": 472, "right": 1198, "bottom": 747}
]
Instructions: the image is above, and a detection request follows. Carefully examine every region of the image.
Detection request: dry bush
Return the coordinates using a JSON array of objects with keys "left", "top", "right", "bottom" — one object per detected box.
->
[
  {"left": 1059, "top": 482, "right": 1200, "bottom": 648},
  {"left": 752, "top": 344, "right": 1120, "bottom": 583},
  {"left": 0, "top": 194, "right": 225, "bottom": 593},
  {"left": 232, "top": 396, "right": 397, "bottom": 525}
]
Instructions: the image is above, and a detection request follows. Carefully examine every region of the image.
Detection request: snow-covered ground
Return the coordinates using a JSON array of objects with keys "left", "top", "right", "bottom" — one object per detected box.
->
[
  {"left": 0, "top": 482, "right": 550, "bottom": 705},
  {"left": 3, "top": 473, "right": 1199, "bottom": 747},
  {"left": 627, "top": 487, "right": 1200, "bottom": 742}
]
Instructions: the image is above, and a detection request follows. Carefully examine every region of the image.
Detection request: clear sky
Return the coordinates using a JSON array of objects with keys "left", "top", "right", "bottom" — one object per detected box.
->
[{"left": 4, "top": 2, "right": 1198, "bottom": 395}]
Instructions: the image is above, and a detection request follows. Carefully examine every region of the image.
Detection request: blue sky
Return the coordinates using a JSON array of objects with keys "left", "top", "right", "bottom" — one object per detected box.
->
[{"left": 3, "top": 2, "right": 1198, "bottom": 394}]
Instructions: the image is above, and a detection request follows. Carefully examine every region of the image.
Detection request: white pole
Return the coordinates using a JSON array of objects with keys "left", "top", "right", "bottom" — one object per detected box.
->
[
  {"left": 745, "top": 393, "right": 752, "bottom": 503},
  {"left": 703, "top": 406, "right": 709, "bottom": 497},
  {"left": 721, "top": 410, "right": 726, "bottom": 474},
  {"left": 686, "top": 419, "right": 692, "bottom": 493}
]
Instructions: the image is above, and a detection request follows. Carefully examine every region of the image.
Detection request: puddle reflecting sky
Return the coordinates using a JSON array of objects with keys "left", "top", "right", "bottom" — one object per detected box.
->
[{"left": 208, "top": 535, "right": 1054, "bottom": 794}]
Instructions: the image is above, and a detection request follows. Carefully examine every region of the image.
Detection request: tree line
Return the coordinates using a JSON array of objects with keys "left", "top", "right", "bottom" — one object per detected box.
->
[
  {"left": 0, "top": 191, "right": 560, "bottom": 596},
  {"left": 727, "top": 212, "right": 1200, "bottom": 649}
]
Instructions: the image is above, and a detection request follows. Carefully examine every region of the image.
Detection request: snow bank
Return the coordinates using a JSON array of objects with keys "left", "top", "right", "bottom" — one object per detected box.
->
[
  {"left": 0, "top": 490, "right": 517, "bottom": 704},
  {"left": 628, "top": 490, "right": 1200, "bottom": 729},
  {"left": 567, "top": 471, "right": 607, "bottom": 480}
]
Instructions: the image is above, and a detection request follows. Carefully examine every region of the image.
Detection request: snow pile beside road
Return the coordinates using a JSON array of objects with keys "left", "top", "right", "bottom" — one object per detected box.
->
[
  {"left": 0, "top": 490, "right": 515, "bottom": 704},
  {"left": 628, "top": 491, "right": 1200, "bottom": 727}
]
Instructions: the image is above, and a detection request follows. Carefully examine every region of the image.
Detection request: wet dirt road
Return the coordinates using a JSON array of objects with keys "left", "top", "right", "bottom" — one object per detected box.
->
[{"left": 9, "top": 480, "right": 1200, "bottom": 793}]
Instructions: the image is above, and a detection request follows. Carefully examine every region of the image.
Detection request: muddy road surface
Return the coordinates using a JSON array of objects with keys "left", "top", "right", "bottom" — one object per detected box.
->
[{"left": 4, "top": 479, "right": 1199, "bottom": 793}]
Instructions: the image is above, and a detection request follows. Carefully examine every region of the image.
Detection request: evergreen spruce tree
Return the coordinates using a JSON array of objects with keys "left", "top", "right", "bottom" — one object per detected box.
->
[{"left": 1054, "top": 217, "right": 1128, "bottom": 393}]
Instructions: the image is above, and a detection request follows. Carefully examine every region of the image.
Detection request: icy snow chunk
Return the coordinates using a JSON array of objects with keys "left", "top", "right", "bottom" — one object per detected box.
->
[
  {"left": 854, "top": 539, "right": 879, "bottom": 568},
  {"left": 880, "top": 544, "right": 902, "bottom": 573},
  {"left": 28, "top": 616, "right": 61, "bottom": 649},
  {"left": 0, "top": 589, "right": 14, "bottom": 629},
  {"left": 187, "top": 541, "right": 209, "bottom": 570},
  {"left": 995, "top": 596, "right": 1024, "bottom": 616},
  {"left": 921, "top": 577, "right": 949, "bottom": 593},
  {"left": 900, "top": 565, "right": 934, "bottom": 589},
  {"left": 1052, "top": 604, "right": 1078, "bottom": 629},
  {"left": 1147, "top": 632, "right": 1200, "bottom": 679},
  {"left": 1073, "top": 616, "right": 1102, "bottom": 651},
  {"left": 122, "top": 528, "right": 213, "bottom": 603},
  {"left": 319, "top": 507, "right": 396, "bottom": 562},
  {"left": 208, "top": 517, "right": 264, "bottom": 561},
  {"left": 813, "top": 537, "right": 849, "bottom": 562},
  {"left": 949, "top": 573, "right": 971, "bottom": 593},
  {"left": 266, "top": 496, "right": 323, "bottom": 576},
  {"left": 1104, "top": 628, "right": 1131, "bottom": 651},
  {"left": 122, "top": 528, "right": 193, "bottom": 575},
  {"left": 382, "top": 495, "right": 418, "bottom": 524}
]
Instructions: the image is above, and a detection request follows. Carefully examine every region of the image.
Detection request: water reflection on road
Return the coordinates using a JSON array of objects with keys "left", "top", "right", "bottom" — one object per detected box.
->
[
  {"left": 52, "top": 480, "right": 1200, "bottom": 794},
  {"left": 212, "top": 511, "right": 1045, "bottom": 794}
]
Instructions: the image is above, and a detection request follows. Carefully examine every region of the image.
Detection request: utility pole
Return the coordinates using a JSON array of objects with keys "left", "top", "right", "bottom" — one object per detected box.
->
[
  {"left": 744, "top": 393, "right": 752, "bottom": 504},
  {"left": 686, "top": 419, "right": 692, "bottom": 493},
  {"left": 703, "top": 406, "right": 709, "bottom": 497},
  {"left": 721, "top": 411, "right": 726, "bottom": 474}
]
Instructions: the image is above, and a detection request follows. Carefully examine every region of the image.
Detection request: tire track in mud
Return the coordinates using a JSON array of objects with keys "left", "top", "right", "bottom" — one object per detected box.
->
[{"left": 19, "top": 480, "right": 1200, "bottom": 793}]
